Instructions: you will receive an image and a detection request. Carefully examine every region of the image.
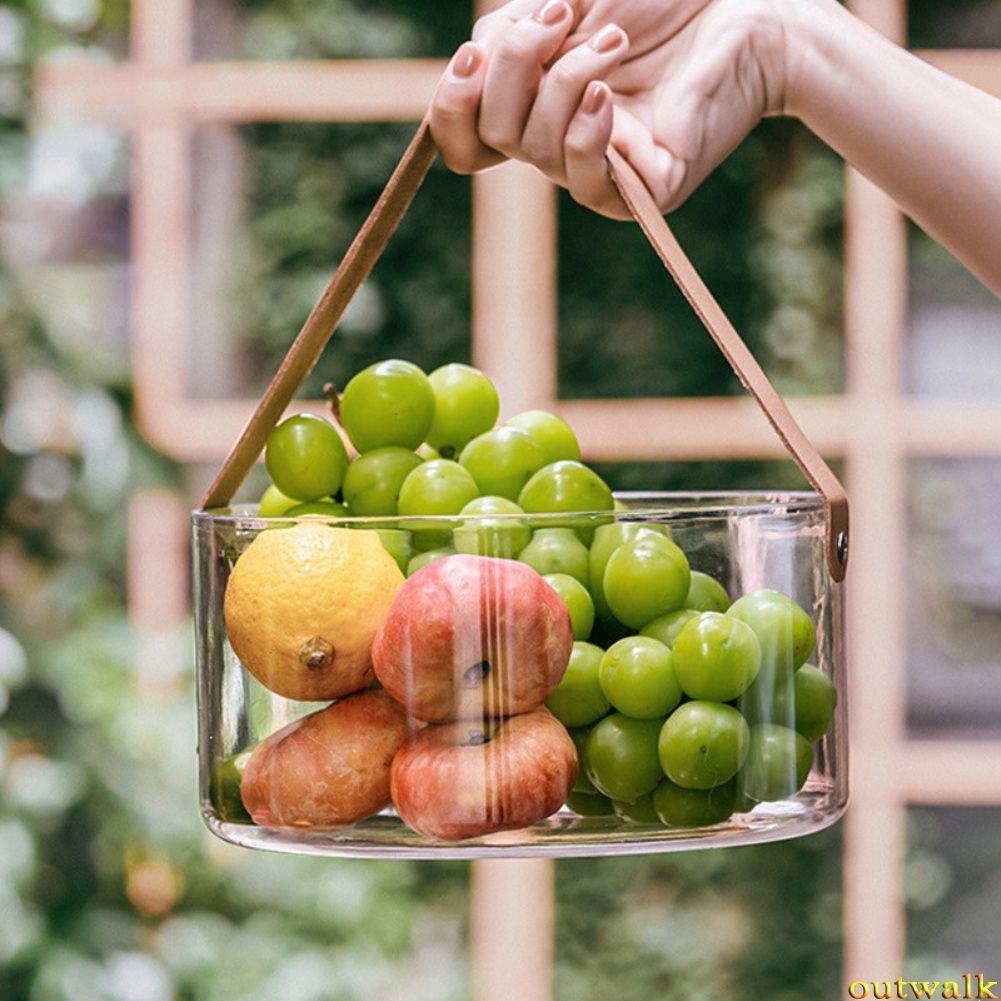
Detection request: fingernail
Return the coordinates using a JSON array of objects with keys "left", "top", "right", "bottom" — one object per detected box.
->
[
  {"left": 591, "top": 24, "right": 625, "bottom": 53},
  {"left": 535, "top": 0, "right": 570, "bottom": 26},
  {"left": 581, "top": 81, "right": 607, "bottom": 115},
  {"left": 451, "top": 42, "right": 481, "bottom": 78}
]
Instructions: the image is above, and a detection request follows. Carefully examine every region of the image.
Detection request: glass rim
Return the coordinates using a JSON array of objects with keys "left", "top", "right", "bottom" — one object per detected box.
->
[{"left": 193, "top": 490, "right": 824, "bottom": 527}]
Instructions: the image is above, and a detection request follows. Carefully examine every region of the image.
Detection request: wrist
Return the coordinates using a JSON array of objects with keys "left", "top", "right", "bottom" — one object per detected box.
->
[{"left": 770, "top": 0, "right": 856, "bottom": 121}]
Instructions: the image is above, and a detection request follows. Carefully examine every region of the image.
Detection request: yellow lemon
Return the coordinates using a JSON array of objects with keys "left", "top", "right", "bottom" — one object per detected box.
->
[{"left": 223, "top": 522, "right": 403, "bottom": 701}]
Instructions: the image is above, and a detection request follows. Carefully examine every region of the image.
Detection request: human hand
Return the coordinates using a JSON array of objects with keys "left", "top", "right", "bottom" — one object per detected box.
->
[{"left": 429, "top": 0, "right": 792, "bottom": 218}]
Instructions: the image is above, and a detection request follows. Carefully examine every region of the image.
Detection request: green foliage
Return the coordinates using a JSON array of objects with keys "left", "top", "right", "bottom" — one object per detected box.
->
[
  {"left": 228, "top": 122, "right": 472, "bottom": 398},
  {"left": 231, "top": 0, "right": 470, "bottom": 60},
  {"left": 909, "top": 0, "right": 1001, "bottom": 48},
  {"left": 554, "top": 827, "right": 842, "bottom": 999},
  {"left": 558, "top": 118, "right": 844, "bottom": 401}
]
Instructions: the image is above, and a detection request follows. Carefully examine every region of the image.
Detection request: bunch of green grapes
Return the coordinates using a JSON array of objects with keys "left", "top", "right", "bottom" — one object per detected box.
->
[
  {"left": 258, "top": 357, "right": 612, "bottom": 575},
  {"left": 257, "top": 356, "right": 836, "bottom": 829},
  {"left": 547, "top": 558, "right": 836, "bottom": 827}
]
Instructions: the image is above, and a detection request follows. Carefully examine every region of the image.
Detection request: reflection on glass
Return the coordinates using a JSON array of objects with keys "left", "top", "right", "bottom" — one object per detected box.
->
[
  {"left": 907, "top": 460, "right": 1001, "bottom": 739},
  {"left": 905, "top": 807, "right": 1001, "bottom": 972}
]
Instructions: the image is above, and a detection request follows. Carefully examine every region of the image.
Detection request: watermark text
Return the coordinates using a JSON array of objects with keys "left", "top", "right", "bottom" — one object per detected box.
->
[{"left": 847, "top": 974, "right": 998, "bottom": 1000}]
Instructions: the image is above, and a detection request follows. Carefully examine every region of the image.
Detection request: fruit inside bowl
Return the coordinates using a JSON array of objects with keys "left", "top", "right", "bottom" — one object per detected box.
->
[{"left": 194, "top": 359, "right": 847, "bottom": 858}]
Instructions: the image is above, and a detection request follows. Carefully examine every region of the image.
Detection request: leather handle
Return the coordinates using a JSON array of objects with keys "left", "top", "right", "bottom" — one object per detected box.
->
[
  {"left": 200, "top": 119, "right": 849, "bottom": 582},
  {"left": 606, "top": 149, "right": 849, "bottom": 581}
]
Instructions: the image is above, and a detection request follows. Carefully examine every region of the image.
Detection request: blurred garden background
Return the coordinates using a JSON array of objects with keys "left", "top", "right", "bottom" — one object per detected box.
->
[{"left": 1, "top": 1, "right": 1000, "bottom": 999}]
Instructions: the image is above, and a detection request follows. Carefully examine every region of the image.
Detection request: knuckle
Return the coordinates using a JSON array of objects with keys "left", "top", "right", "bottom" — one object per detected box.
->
[
  {"left": 520, "top": 136, "right": 556, "bottom": 171},
  {"left": 432, "top": 90, "right": 478, "bottom": 122},
  {"left": 547, "top": 59, "right": 586, "bottom": 91},
  {"left": 471, "top": 10, "right": 501, "bottom": 43},
  {"left": 564, "top": 130, "right": 595, "bottom": 159},
  {"left": 493, "top": 27, "right": 544, "bottom": 65},
  {"left": 478, "top": 123, "right": 516, "bottom": 156}
]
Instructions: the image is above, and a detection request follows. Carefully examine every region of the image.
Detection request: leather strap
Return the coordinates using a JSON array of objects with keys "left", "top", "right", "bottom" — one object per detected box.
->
[
  {"left": 606, "top": 149, "right": 849, "bottom": 581},
  {"left": 201, "top": 119, "right": 849, "bottom": 582}
]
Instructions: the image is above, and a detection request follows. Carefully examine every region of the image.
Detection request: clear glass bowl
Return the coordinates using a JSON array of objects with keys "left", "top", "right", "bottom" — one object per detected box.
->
[{"left": 193, "top": 492, "right": 847, "bottom": 858}]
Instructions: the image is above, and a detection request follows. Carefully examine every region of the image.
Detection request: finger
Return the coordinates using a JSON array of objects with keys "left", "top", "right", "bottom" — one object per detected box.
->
[
  {"left": 430, "top": 43, "right": 505, "bottom": 174},
  {"left": 478, "top": 0, "right": 575, "bottom": 157},
  {"left": 563, "top": 82, "right": 628, "bottom": 218},
  {"left": 521, "top": 24, "right": 629, "bottom": 183},
  {"left": 471, "top": 0, "right": 539, "bottom": 45},
  {"left": 606, "top": 104, "right": 688, "bottom": 213}
]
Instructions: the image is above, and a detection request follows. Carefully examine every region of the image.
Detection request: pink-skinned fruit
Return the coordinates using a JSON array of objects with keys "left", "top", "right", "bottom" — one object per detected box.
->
[
  {"left": 371, "top": 554, "right": 574, "bottom": 722},
  {"left": 390, "top": 706, "right": 578, "bottom": 840}
]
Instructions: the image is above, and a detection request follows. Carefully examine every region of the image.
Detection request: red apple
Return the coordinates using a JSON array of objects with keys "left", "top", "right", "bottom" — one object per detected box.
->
[
  {"left": 372, "top": 554, "right": 574, "bottom": 722},
  {"left": 240, "top": 689, "right": 411, "bottom": 829},
  {"left": 391, "top": 707, "right": 578, "bottom": 840}
]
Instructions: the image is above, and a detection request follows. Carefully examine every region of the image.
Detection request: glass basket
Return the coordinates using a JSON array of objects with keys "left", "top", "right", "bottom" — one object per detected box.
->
[{"left": 194, "top": 491, "right": 847, "bottom": 859}]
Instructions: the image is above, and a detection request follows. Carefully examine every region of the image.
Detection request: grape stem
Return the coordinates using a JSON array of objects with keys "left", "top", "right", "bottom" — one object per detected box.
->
[{"left": 323, "top": 382, "right": 342, "bottom": 425}]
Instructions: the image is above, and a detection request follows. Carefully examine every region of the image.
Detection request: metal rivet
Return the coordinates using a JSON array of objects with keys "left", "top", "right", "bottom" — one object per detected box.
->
[{"left": 836, "top": 531, "right": 849, "bottom": 563}]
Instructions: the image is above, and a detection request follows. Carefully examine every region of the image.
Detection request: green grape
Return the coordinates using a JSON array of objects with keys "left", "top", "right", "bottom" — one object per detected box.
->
[
  {"left": 519, "top": 528, "right": 590, "bottom": 586},
  {"left": 406, "top": 546, "right": 456, "bottom": 576},
  {"left": 566, "top": 790, "right": 615, "bottom": 817},
  {"left": 738, "top": 656, "right": 797, "bottom": 728},
  {"left": 374, "top": 528, "right": 413, "bottom": 574},
  {"left": 658, "top": 701, "right": 750, "bottom": 790},
  {"left": 727, "top": 589, "right": 816, "bottom": 671},
  {"left": 640, "top": 609, "right": 700, "bottom": 649},
  {"left": 603, "top": 535, "right": 691, "bottom": 630},
  {"left": 588, "top": 522, "right": 673, "bottom": 621},
  {"left": 568, "top": 726, "right": 600, "bottom": 794},
  {"left": 598, "top": 636, "right": 682, "bottom": 719},
  {"left": 410, "top": 525, "right": 456, "bottom": 553},
  {"left": 397, "top": 459, "right": 479, "bottom": 517},
  {"left": 286, "top": 500, "right": 348, "bottom": 516},
  {"left": 504, "top": 410, "right": 581, "bottom": 464},
  {"left": 425, "top": 363, "right": 500, "bottom": 458},
  {"left": 788, "top": 664, "right": 837, "bottom": 741},
  {"left": 265, "top": 413, "right": 349, "bottom": 501},
  {"left": 210, "top": 750, "right": 253, "bottom": 823},
  {"left": 744, "top": 660, "right": 823, "bottom": 731},
  {"left": 339, "top": 359, "right": 435, "bottom": 453},
  {"left": 739, "top": 724, "right": 814, "bottom": 803},
  {"left": 612, "top": 793, "right": 661, "bottom": 824},
  {"left": 258, "top": 483, "right": 299, "bottom": 517},
  {"left": 453, "top": 496, "right": 531, "bottom": 558},
  {"left": 585, "top": 713, "right": 664, "bottom": 801},
  {"left": 543, "top": 574, "right": 595, "bottom": 641},
  {"left": 285, "top": 500, "right": 350, "bottom": 517},
  {"left": 545, "top": 640, "right": 609, "bottom": 726},
  {"left": 685, "top": 571, "right": 731, "bottom": 612},
  {"left": 518, "top": 461, "right": 614, "bottom": 518},
  {"left": 653, "top": 777, "right": 737, "bottom": 827},
  {"left": 459, "top": 426, "right": 548, "bottom": 500},
  {"left": 671, "top": 611, "right": 762, "bottom": 702},
  {"left": 341, "top": 447, "right": 423, "bottom": 516},
  {"left": 416, "top": 443, "right": 440, "bottom": 461}
]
